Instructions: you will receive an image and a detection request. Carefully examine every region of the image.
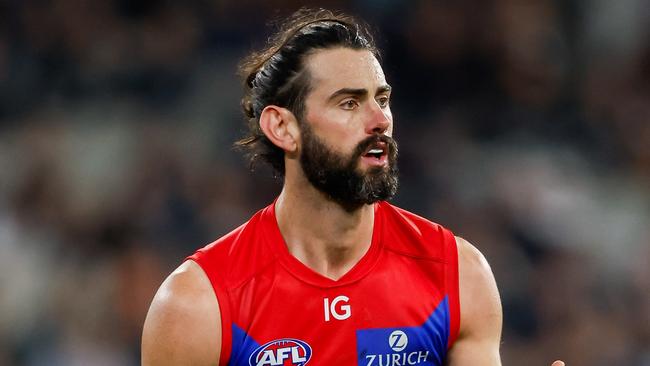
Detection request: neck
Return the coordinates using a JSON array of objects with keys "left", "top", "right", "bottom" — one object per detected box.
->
[{"left": 275, "top": 174, "right": 375, "bottom": 280}]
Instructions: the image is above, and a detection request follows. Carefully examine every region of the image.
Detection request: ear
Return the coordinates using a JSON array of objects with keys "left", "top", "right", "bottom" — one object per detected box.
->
[{"left": 259, "top": 105, "right": 300, "bottom": 154}]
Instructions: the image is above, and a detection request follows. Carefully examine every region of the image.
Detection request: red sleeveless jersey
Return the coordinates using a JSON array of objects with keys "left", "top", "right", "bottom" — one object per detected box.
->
[{"left": 188, "top": 201, "right": 460, "bottom": 366}]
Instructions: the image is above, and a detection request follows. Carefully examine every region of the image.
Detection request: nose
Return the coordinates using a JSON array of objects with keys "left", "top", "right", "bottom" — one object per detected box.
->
[{"left": 365, "top": 101, "right": 391, "bottom": 135}]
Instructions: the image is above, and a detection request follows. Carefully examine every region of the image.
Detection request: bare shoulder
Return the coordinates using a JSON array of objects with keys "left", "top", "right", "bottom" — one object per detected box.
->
[
  {"left": 142, "top": 260, "right": 221, "bottom": 366},
  {"left": 446, "top": 237, "right": 502, "bottom": 365},
  {"left": 455, "top": 236, "right": 502, "bottom": 335}
]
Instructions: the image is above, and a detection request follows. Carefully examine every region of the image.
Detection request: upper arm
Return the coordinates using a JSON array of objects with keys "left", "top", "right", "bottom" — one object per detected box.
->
[
  {"left": 142, "top": 260, "right": 222, "bottom": 366},
  {"left": 446, "top": 237, "right": 503, "bottom": 366}
]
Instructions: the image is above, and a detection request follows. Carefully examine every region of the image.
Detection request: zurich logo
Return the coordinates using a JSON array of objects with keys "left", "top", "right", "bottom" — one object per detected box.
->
[
  {"left": 389, "top": 330, "right": 408, "bottom": 352},
  {"left": 249, "top": 338, "right": 312, "bottom": 366}
]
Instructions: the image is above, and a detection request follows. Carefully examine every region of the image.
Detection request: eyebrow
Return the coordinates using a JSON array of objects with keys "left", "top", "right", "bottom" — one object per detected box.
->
[{"left": 327, "top": 84, "right": 392, "bottom": 102}]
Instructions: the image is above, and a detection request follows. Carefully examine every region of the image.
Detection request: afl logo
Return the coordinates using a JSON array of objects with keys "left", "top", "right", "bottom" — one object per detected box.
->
[
  {"left": 389, "top": 330, "right": 408, "bottom": 352},
  {"left": 249, "top": 338, "right": 312, "bottom": 366}
]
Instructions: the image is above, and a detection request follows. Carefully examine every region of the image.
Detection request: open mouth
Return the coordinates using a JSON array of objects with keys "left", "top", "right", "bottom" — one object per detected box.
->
[
  {"left": 366, "top": 148, "right": 384, "bottom": 159},
  {"left": 362, "top": 141, "right": 388, "bottom": 161}
]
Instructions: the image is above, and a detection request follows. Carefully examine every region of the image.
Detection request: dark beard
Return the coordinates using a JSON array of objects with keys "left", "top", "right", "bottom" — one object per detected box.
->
[{"left": 299, "top": 122, "right": 399, "bottom": 212}]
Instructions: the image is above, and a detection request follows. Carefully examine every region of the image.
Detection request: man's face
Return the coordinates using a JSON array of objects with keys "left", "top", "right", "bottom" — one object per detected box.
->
[{"left": 297, "top": 48, "right": 398, "bottom": 210}]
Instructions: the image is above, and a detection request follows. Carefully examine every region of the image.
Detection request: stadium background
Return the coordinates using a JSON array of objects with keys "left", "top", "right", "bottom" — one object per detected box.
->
[{"left": 0, "top": 0, "right": 648, "bottom": 365}]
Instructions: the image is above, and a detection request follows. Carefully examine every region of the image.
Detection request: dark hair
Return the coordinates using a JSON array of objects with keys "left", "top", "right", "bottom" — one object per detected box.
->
[{"left": 235, "top": 8, "right": 378, "bottom": 175}]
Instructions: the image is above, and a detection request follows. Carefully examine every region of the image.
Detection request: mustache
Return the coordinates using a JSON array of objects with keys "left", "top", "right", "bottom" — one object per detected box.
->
[{"left": 353, "top": 134, "right": 399, "bottom": 159}]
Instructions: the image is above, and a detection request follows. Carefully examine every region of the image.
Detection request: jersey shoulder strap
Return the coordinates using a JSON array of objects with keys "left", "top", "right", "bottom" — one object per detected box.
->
[
  {"left": 187, "top": 205, "right": 276, "bottom": 365},
  {"left": 378, "top": 202, "right": 460, "bottom": 347}
]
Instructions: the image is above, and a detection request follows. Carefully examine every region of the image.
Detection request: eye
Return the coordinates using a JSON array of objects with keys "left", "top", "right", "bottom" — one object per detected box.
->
[
  {"left": 340, "top": 99, "right": 359, "bottom": 110},
  {"left": 377, "top": 95, "right": 390, "bottom": 108}
]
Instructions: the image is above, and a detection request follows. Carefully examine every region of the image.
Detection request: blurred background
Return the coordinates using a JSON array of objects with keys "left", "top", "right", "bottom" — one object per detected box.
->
[{"left": 0, "top": 0, "right": 648, "bottom": 365}]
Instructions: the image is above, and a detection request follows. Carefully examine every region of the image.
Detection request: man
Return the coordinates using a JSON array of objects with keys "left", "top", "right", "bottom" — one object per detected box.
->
[{"left": 142, "top": 9, "right": 565, "bottom": 366}]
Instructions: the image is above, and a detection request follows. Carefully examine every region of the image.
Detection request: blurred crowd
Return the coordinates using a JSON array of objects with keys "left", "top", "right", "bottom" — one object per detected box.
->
[{"left": 0, "top": 0, "right": 648, "bottom": 365}]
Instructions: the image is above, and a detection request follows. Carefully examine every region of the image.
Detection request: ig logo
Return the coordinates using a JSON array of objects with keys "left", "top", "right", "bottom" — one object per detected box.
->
[
  {"left": 323, "top": 295, "right": 351, "bottom": 321},
  {"left": 389, "top": 330, "right": 408, "bottom": 352}
]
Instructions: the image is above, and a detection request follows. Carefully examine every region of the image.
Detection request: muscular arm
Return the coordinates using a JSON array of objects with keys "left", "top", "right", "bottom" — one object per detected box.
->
[
  {"left": 446, "top": 237, "right": 503, "bottom": 366},
  {"left": 142, "top": 260, "right": 222, "bottom": 366}
]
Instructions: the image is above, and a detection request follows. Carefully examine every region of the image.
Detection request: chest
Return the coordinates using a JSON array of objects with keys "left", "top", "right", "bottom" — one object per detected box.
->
[{"left": 227, "top": 255, "right": 450, "bottom": 366}]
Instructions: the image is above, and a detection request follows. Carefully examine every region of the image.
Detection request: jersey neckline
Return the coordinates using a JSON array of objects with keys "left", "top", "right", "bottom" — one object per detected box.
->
[{"left": 261, "top": 200, "right": 384, "bottom": 288}]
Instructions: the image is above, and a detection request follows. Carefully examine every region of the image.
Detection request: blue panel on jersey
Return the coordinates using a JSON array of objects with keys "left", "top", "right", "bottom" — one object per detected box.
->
[
  {"left": 229, "top": 324, "right": 260, "bottom": 366},
  {"left": 356, "top": 297, "right": 450, "bottom": 366}
]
